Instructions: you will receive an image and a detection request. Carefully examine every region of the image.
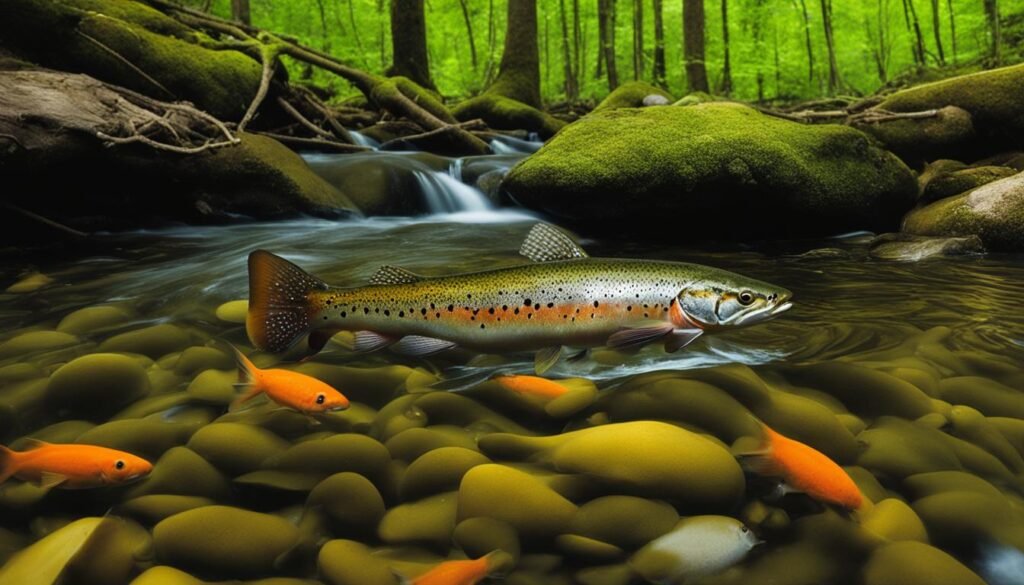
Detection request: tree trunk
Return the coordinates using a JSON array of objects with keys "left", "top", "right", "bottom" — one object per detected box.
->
[
  {"left": 820, "top": 0, "right": 840, "bottom": 94},
  {"left": 346, "top": 0, "right": 369, "bottom": 68},
  {"left": 797, "top": 0, "right": 815, "bottom": 83},
  {"left": 946, "top": 0, "right": 957, "bottom": 64},
  {"left": 600, "top": 0, "right": 619, "bottom": 90},
  {"left": 633, "top": 0, "right": 643, "bottom": 80},
  {"left": 983, "top": 0, "right": 1001, "bottom": 66},
  {"left": 573, "top": 0, "right": 582, "bottom": 87},
  {"left": 597, "top": 0, "right": 606, "bottom": 77},
  {"left": 458, "top": 0, "right": 478, "bottom": 69},
  {"left": 753, "top": 0, "right": 765, "bottom": 101},
  {"left": 485, "top": 0, "right": 498, "bottom": 84},
  {"left": 387, "top": 0, "right": 435, "bottom": 90},
  {"left": 560, "top": 0, "right": 579, "bottom": 100},
  {"left": 653, "top": 0, "right": 666, "bottom": 88},
  {"left": 720, "top": 0, "right": 732, "bottom": 95},
  {"left": 902, "top": 0, "right": 926, "bottom": 68},
  {"left": 682, "top": 0, "right": 709, "bottom": 93},
  {"left": 489, "top": 0, "right": 542, "bottom": 108},
  {"left": 929, "top": 0, "right": 945, "bottom": 65},
  {"left": 231, "top": 0, "right": 250, "bottom": 25}
]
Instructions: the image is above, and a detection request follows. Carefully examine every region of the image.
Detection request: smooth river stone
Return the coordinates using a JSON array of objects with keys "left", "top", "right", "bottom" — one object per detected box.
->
[
  {"left": 130, "top": 566, "right": 207, "bottom": 585},
  {"left": 5, "top": 272, "right": 53, "bottom": 293},
  {"left": 413, "top": 392, "right": 534, "bottom": 435},
  {"left": 600, "top": 378, "right": 759, "bottom": 444},
  {"left": 458, "top": 464, "right": 578, "bottom": 539},
  {"left": 902, "top": 470, "right": 1004, "bottom": 500},
  {"left": 173, "top": 347, "right": 233, "bottom": 377},
  {"left": 266, "top": 434, "right": 390, "bottom": 484},
  {"left": 384, "top": 426, "right": 480, "bottom": 462},
  {"left": 857, "top": 418, "right": 963, "bottom": 479},
  {"left": 57, "top": 305, "right": 133, "bottom": 335},
  {"left": 0, "top": 517, "right": 105, "bottom": 585},
  {"left": 454, "top": 517, "right": 521, "bottom": 562},
  {"left": 120, "top": 495, "right": 218, "bottom": 524},
  {"left": 61, "top": 516, "right": 152, "bottom": 585},
  {"left": 399, "top": 446, "right": 491, "bottom": 501},
  {"left": 948, "top": 406, "right": 1024, "bottom": 473},
  {"left": 567, "top": 495, "right": 679, "bottom": 551},
  {"left": 0, "top": 330, "right": 79, "bottom": 358},
  {"left": 186, "top": 423, "right": 290, "bottom": 476},
  {"left": 860, "top": 498, "right": 929, "bottom": 543},
  {"left": 318, "top": 539, "right": 398, "bottom": 585},
  {"left": 307, "top": 472, "right": 385, "bottom": 534},
  {"left": 864, "top": 541, "right": 986, "bottom": 585},
  {"left": 214, "top": 300, "right": 248, "bottom": 324},
  {"left": 378, "top": 491, "right": 459, "bottom": 548},
  {"left": 45, "top": 353, "right": 150, "bottom": 419},
  {"left": 154, "top": 506, "right": 300, "bottom": 577},
  {"left": 74, "top": 418, "right": 197, "bottom": 461},
  {"left": 939, "top": 376, "right": 1024, "bottom": 419},
  {"left": 755, "top": 389, "right": 861, "bottom": 463},
  {"left": 99, "top": 323, "right": 192, "bottom": 359},
  {"left": 479, "top": 421, "right": 745, "bottom": 509},
  {"left": 913, "top": 491, "right": 1024, "bottom": 552},
  {"left": 125, "top": 447, "right": 232, "bottom": 501},
  {"left": 784, "top": 362, "right": 934, "bottom": 419}
]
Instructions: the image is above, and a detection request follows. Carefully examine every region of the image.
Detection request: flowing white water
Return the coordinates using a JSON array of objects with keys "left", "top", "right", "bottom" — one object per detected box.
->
[{"left": 413, "top": 169, "right": 492, "bottom": 213}]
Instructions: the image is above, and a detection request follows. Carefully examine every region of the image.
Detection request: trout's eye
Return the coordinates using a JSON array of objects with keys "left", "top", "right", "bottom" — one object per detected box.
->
[
  {"left": 115, "top": 460, "right": 125, "bottom": 470},
  {"left": 316, "top": 394, "right": 325, "bottom": 405},
  {"left": 738, "top": 291, "right": 755, "bottom": 306}
]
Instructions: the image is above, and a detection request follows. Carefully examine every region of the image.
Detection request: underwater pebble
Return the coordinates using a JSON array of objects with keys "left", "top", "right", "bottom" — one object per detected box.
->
[
  {"left": 454, "top": 517, "right": 521, "bottom": 562},
  {"left": 864, "top": 541, "right": 986, "bottom": 585},
  {"left": 480, "top": 421, "right": 745, "bottom": 509},
  {"left": 99, "top": 323, "right": 192, "bottom": 359},
  {"left": 57, "top": 305, "right": 133, "bottom": 335},
  {"left": 0, "top": 516, "right": 105, "bottom": 585},
  {"left": 187, "top": 422, "right": 290, "bottom": 476},
  {"left": 317, "top": 539, "right": 398, "bottom": 585},
  {"left": 399, "top": 446, "right": 491, "bottom": 501},
  {"left": 214, "top": 300, "right": 248, "bottom": 324},
  {"left": 174, "top": 347, "right": 233, "bottom": 377},
  {"left": 378, "top": 491, "right": 458, "bottom": 548},
  {"left": 458, "top": 464, "right": 578, "bottom": 539},
  {"left": 75, "top": 417, "right": 197, "bottom": 461},
  {"left": 861, "top": 498, "right": 929, "bottom": 543},
  {"left": 567, "top": 495, "right": 679, "bottom": 551},
  {"left": 307, "top": 472, "right": 385, "bottom": 534},
  {"left": 45, "top": 353, "right": 151, "bottom": 419},
  {"left": 385, "top": 426, "right": 480, "bottom": 462},
  {"left": 120, "top": 495, "right": 218, "bottom": 524},
  {"left": 126, "top": 447, "right": 232, "bottom": 501},
  {"left": 154, "top": 506, "right": 300, "bottom": 577},
  {"left": 5, "top": 272, "right": 53, "bottom": 293},
  {"left": 0, "top": 330, "right": 80, "bottom": 359}
]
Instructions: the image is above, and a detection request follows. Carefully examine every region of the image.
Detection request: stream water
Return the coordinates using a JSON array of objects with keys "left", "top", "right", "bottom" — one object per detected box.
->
[{"left": 0, "top": 150, "right": 1022, "bottom": 584}]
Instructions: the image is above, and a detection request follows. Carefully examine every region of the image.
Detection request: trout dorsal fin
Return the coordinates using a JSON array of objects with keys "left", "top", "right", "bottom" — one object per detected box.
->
[
  {"left": 519, "top": 223, "right": 589, "bottom": 262},
  {"left": 369, "top": 265, "right": 423, "bottom": 285}
]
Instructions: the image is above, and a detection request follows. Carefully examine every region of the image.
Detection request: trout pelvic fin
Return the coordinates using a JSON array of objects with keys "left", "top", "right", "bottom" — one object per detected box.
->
[{"left": 246, "top": 250, "right": 328, "bottom": 354}]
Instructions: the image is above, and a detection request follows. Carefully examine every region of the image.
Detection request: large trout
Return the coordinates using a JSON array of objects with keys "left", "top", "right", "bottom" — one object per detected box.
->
[{"left": 247, "top": 224, "right": 793, "bottom": 371}]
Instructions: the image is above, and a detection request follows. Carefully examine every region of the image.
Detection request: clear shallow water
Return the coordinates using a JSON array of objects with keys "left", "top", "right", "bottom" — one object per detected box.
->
[{"left": 2, "top": 185, "right": 1024, "bottom": 583}]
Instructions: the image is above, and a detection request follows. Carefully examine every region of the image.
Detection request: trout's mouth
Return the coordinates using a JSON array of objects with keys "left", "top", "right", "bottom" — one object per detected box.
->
[{"left": 732, "top": 292, "right": 794, "bottom": 327}]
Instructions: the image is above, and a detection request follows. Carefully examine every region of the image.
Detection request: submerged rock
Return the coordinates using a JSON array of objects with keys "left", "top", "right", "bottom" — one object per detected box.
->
[
  {"left": 903, "top": 171, "right": 1024, "bottom": 251},
  {"left": 863, "top": 541, "right": 986, "bottom": 585},
  {"left": 502, "top": 103, "right": 916, "bottom": 238},
  {"left": 458, "top": 464, "right": 578, "bottom": 540},
  {"left": 868, "top": 233, "right": 985, "bottom": 261},
  {"left": 45, "top": 353, "right": 150, "bottom": 419},
  {"left": 154, "top": 506, "right": 300, "bottom": 577}
]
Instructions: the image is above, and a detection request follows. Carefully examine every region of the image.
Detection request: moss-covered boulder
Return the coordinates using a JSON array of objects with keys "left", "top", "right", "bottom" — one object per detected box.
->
[
  {"left": 0, "top": 0, "right": 261, "bottom": 121},
  {"left": 453, "top": 94, "right": 566, "bottom": 140},
  {"left": 920, "top": 165, "right": 1018, "bottom": 204},
  {"left": 502, "top": 103, "right": 917, "bottom": 238},
  {"left": 865, "top": 63, "right": 1024, "bottom": 160},
  {"left": 903, "top": 171, "right": 1024, "bottom": 250},
  {"left": 593, "top": 82, "right": 673, "bottom": 113}
]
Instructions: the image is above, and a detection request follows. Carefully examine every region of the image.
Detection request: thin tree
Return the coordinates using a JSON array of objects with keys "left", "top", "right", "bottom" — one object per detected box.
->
[
  {"left": 560, "top": 0, "right": 579, "bottom": 100},
  {"left": 230, "top": 0, "right": 250, "bottom": 25},
  {"left": 753, "top": 0, "right": 766, "bottom": 101},
  {"left": 599, "top": 0, "right": 619, "bottom": 90},
  {"left": 720, "top": 0, "right": 732, "bottom": 95},
  {"left": 820, "top": 0, "right": 840, "bottom": 93},
  {"left": 929, "top": 0, "right": 945, "bottom": 65},
  {"left": 683, "top": 0, "right": 709, "bottom": 92},
  {"left": 901, "top": 0, "right": 926, "bottom": 68},
  {"left": 653, "top": 0, "right": 667, "bottom": 88},
  {"left": 484, "top": 0, "right": 498, "bottom": 84},
  {"left": 573, "top": 0, "right": 582, "bottom": 88},
  {"left": 457, "top": 0, "right": 478, "bottom": 69},
  {"left": 795, "top": 0, "right": 815, "bottom": 84},
  {"left": 597, "top": 0, "right": 607, "bottom": 77},
  {"left": 946, "top": 0, "right": 957, "bottom": 64},
  {"left": 387, "top": 0, "right": 435, "bottom": 89},
  {"left": 983, "top": 0, "right": 1001, "bottom": 66},
  {"left": 346, "top": 0, "right": 369, "bottom": 68},
  {"left": 633, "top": 0, "right": 644, "bottom": 80}
]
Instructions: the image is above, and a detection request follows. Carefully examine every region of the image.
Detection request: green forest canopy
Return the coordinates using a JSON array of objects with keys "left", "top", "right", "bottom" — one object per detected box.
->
[{"left": 185, "top": 0, "right": 1022, "bottom": 104}]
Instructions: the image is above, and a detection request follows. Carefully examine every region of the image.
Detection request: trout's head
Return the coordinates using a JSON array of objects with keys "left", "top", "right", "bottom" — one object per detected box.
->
[{"left": 672, "top": 273, "right": 792, "bottom": 330}]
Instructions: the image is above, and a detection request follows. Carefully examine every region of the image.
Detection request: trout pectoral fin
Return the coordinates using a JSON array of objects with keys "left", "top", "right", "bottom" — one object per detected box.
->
[
  {"left": 606, "top": 323, "right": 675, "bottom": 349},
  {"left": 664, "top": 328, "right": 703, "bottom": 353},
  {"left": 535, "top": 346, "right": 563, "bottom": 375},
  {"left": 353, "top": 331, "right": 395, "bottom": 353},
  {"left": 391, "top": 335, "right": 458, "bottom": 356}
]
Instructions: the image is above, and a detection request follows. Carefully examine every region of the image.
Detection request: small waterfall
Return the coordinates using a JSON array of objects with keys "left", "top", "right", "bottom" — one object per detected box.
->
[
  {"left": 349, "top": 131, "right": 380, "bottom": 149},
  {"left": 413, "top": 169, "right": 492, "bottom": 213}
]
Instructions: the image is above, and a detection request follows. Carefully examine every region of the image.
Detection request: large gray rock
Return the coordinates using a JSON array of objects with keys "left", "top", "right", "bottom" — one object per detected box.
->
[{"left": 502, "top": 103, "right": 917, "bottom": 239}]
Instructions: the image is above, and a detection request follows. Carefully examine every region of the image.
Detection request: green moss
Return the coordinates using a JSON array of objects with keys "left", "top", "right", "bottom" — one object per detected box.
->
[
  {"left": 452, "top": 94, "right": 566, "bottom": 139},
  {"left": 920, "top": 165, "right": 1018, "bottom": 203},
  {"left": 673, "top": 91, "right": 717, "bottom": 106},
  {"left": 903, "top": 172, "right": 1024, "bottom": 251},
  {"left": 1, "top": 0, "right": 262, "bottom": 120},
  {"left": 593, "top": 81, "right": 673, "bottom": 113},
  {"left": 503, "top": 103, "right": 917, "bottom": 238},
  {"left": 856, "top": 106, "right": 975, "bottom": 162},
  {"left": 487, "top": 68, "right": 541, "bottom": 111}
]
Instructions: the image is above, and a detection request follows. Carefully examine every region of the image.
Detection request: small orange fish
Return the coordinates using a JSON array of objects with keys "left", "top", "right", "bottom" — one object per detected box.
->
[
  {"left": 493, "top": 374, "right": 570, "bottom": 400},
  {"left": 744, "top": 424, "right": 863, "bottom": 510},
  {"left": 409, "top": 551, "right": 505, "bottom": 585},
  {"left": 232, "top": 347, "right": 349, "bottom": 413},
  {"left": 0, "top": 441, "right": 152, "bottom": 489}
]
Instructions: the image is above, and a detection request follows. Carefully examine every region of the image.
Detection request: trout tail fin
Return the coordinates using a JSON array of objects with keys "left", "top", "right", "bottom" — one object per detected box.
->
[
  {"left": 247, "top": 250, "right": 328, "bottom": 355},
  {"left": 0, "top": 445, "right": 17, "bottom": 484}
]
